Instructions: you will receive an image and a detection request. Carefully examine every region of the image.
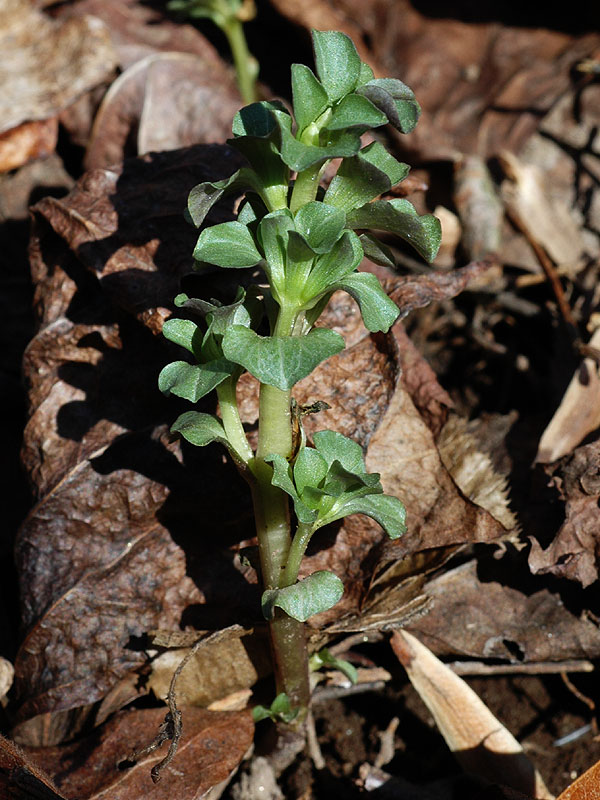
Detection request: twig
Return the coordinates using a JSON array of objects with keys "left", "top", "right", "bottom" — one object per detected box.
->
[
  {"left": 374, "top": 717, "right": 399, "bottom": 769},
  {"left": 305, "top": 710, "right": 325, "bottom": 770},
  {"left": 312, "top": 680, "right": 387, "bottom": 704},
  {"left": 448, "top": 659, "right": 594, "bottom": 676}
]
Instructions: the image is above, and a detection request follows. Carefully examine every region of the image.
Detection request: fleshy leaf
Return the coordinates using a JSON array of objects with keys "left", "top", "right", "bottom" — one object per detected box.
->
[
  {"left": 310, "top": 648, "right": 358, "bottom": 684},
  {"left": 193, "top": 220, "right": 262, "bottom": 268},
  {"left": 325, "top": 93, "right": 388, "bottom": 131},
  {"left": 312, "top": 430, "right": 366, "bottom": 474},
  {"left": 158, "top": 359, "right": 234, "bottom": 402},
  {"left": 161, "top": 318, "right": 203, "bottom": 357},
  {"left": 261, "top": 570, "right": 344, "bottom": 622},
  {"left": 356, "top": 78, "right": 421, "bottom": 134},
  {"left": 257, "top": 209, "right": 295, "bottom": 292},
  {"left": 293, "top": 201, "right": 346, "bottom": 254},
  {"left": 293, "top": 446, "right": 329, "bottom": 496},
  {"left": 232, "top": 101, "right": 281, "bottom": 138},
  {"left": 267, "top": 453, "right": 317, "bottom": 524},
  {"left": 187, "top": 168, "right": 263, "bottom": 228},
  {"left": 301, "top": 230, "right": 363, "bottom": 302},
  {"left": 331, "top": 271, "right": 400, "bottom": 333},
  {"left": 170, "top": 410, "right": 230, "bottom": 448},
  {"left": 346, "top": 198, "right": 442, "bottom": 263},
  {"left": 272, "top": 109, "right": 361, "bottom": 172},
  {"left": 324, "top": 141, "right": 409, "bottom": 211},
  {"left": 322, "top": 492, "right": 407, "bottom": 539},
  {"left": 359, "top": 233, "right": 397, "bottom": 268},
  {"left": 222, "top": 326, "right": 345, "bottom": 390},
  {"left": 291, "top": 64, "right": 329, "bottom": 134},
  {"left": 312, "top": 30, "right": 361, "bottom": 103}
]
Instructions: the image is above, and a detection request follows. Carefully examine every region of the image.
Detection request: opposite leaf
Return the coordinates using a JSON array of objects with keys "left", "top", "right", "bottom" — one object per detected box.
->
[
  {"left": 170, "top": 411, "right": 230, "bottom": 448},
  {"left": 262, "top": 570, "right": 344, "bottom": 622},
  {"left": 222, "top": 326, "right": 345, "bottom": 391},
  {"left": 331, "top": 271, "right": 400, "bottom": 333},
  {"left": 194, "top": 220, "right": 262, "bottom": 268},
  {"left": 312, "top": 30, "right": 361, "bottom": 103},
  {"left": 158, "top": 358, "right": 235, "bottom": 402}
]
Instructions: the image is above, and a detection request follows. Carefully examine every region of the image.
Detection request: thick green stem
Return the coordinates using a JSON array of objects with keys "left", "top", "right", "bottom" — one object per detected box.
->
[
  {"left": 290, "top": 163, "right": 323, "bottom": 215},
  {"left": 221, "top": 16, "right": 258, "bottom": 105},
  {"left": 250, "top": 301, "right": 311, "bottom": 719},
  {"left": 281, "top": 521, "right": 314, "bottom": 588}
]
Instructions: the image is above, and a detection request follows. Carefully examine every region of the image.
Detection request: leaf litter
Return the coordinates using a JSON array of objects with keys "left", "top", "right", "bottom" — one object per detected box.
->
[{"left": 1, "top": 0, "right": 600, "bottom": 797}]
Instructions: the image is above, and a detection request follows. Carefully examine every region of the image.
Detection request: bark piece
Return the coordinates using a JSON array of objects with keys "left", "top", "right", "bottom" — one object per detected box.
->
[
  {"left": 28, "top": 707, "right": 254, "bottom": 800},
  {"left": 529, "top": 441, "right": 600, "bottom": 588},
  {"left": 391, "top": 630, "right": 554, "bottom": 799},
  {"left": 0, "top": 0, "right": 117, "bottom": 134}
]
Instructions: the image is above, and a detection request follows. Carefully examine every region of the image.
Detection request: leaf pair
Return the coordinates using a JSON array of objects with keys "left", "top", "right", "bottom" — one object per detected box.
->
[{"left": 267, "top": 430, "right": 406, "bottom": 538}]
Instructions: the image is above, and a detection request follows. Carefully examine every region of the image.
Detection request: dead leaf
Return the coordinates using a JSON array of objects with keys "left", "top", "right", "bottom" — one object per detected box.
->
[
  {"left": 0, "top": 119, "right": 58, "bottom": 174},
  {"left": 499, "top": 151, "right": 586, "bottom": 276},
  {"left": 529, "top": 441, "right": 600, "bottom": 588},
  {"left": 406, "top": 558, "right": 600, "bottom": 663},
  {"left": 85, "top": 52, "right": 241, "bottom": 170},
  {"left": 557, "top": 758, "right": 600, "bottom": 800},
  {"left": 536, "top": 328, "right": 600, "bottom": 464},
  {"left": 27, "top": 707, "right": 254, "bottom": 800},
  {"left": 0, "top": 732, "right": 69, "bottom": 800},
  {"left": 453, "top": 156, "right": 503, "bottom": 261},
  {"left": 0, "top": 0, "right": 117, "bottom": 134},
  {"left": 391, "top": 630, "right": 554, "bottom": 799}
]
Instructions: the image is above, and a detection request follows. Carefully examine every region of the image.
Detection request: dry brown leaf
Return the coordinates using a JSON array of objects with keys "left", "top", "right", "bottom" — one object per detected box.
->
[
  {"left": 0, "top": 119, "right": 58, "bottom": 173},
  {"left": 536, "top": 328, "right": 600, "bottom": 464},
  {"left": 28, "top": 707, "right": 254, "bottom": 800},
  {"left": 406, "top": 559, "right": 600, "bottom": 663},
  {"left": 557, "top": 758, "right": 600, "bottom": 800},
  {"left": 0, "top": 0, "right": 117, "bottom": 134},
  {"left": 499, "top": 151, "right": 586, "bottom": 276},
  {"left": 85, "top": 52, "right": 241, "bottom": 170},
  {"left": 391, "top": 630, "right": 554, "bottom": 799},
  {"left": 0, "top": 732, "right": 69, "bottom": 800},
  {"left": 529, "top": 441, "right": 600, "bottom": 588}
]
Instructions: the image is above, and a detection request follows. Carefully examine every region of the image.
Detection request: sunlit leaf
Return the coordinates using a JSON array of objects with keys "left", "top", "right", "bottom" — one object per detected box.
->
[
  {"left": 293, "top": 201, "right": 346, "bottom": 254},
  {"left": 291, "top": 64, "right": 329, "bottom": 134},
  {"left": 325, "top": 93, "right": 388, "bottom": 131},
  {"left": 194, "top": 220, "right": 262, "bottom": 268},
  {"left": 312, "top": 30, "right": 361, "bottom": 103},
  {"left": 357, "top": 78, "right": 421, "bottom": 134},
  {"left": 331, "top": 271, "right": 400, "bottom": 333},
  {"left": 158, "top": 359, "right": 234, "bottom": 402},
  {"left": 161, "top": 318, "right": 202, "bottom": 357},
  {"left": 170, "top": 410, "right": 230, "bottom": 448},
  {"left": 262, "top": 570, "right": 344, "bottom": 621}
]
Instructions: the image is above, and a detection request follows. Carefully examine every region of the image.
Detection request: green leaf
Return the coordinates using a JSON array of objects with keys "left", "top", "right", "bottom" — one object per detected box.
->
[
  {"left": 331, "top": 271, "right": 399, "bottom": 333},
  {"left": 232, "top": 101, "right": 281, "bottom": 137},
  {"left": 158, "top": 359, "right": 234, "bottom": 402},
  {"left": 323, "top": 493, "right": 407, "bottom": 539},
  {"left": 194, "top": 220, "right": 262, "bottom": 268},
  {"left": 312, "top": 430, "right": 366, "bottom": 474},
  {"left": 170, "top": 410, "right": 230, "bottom": 448},
  {"left": 262, "top": 570, "right": 344, "bottom": 622},
  {"left": 221, "top": 326, "right": 345, "bottom": 390},
  {"left": 161, "top": 318, "right": 203, "bottom": 357},
  {"left": 293, "top": 446, "right": 329, "bottom": 496},
  {"left": 358, "top": 61, "right": 375, "bottom": 85},
  {"left": 293, "top": 201, "right": 346, "bottom": 254},
  {"left": 346, "top": 198, "right": 442, "bottom": 263},
  {"left": 325, "top": 93, "right": 388, "bottom": 131},
  {"left": 359, "top": 233, "right": 397, "bottom": 268},
  {"left": 309, "top": 648, "right": 358, "bottom": 684},
  {"left": 267, "top": 453, "right": 317, "bottom": 524},
  {"left": 272, "top": 109, "right": 361, "bottom": 171},
  {"left": 356, "top": 78, "right": 421, "bottom": 134},
  {"left": 291, "top": 64, "right": 329, "bottom": 134},
  {"left": 301, "top": 230, "right": 363, "bottom": 302},
  {"left": 187, "top": 167, "right": 263, "bottom": 228},
  {"left": 312, "top": 30, "right": 361, "bottom": 103},
  {"left": 257, "top": 209, "right": 295, "bottom": 292},
  {"left": 324, "top": 141, "right": 410, "bottom": 212}
]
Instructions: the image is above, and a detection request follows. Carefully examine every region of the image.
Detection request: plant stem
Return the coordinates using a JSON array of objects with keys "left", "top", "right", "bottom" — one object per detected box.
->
[
  {"left": 251, "top": 301, "right": 311, "bottom": 719},
  {"left": 281, "top": 521, "right": 314, "bottom": 588},
  {"left": 290, "top": 163, "right": 323, "bottom": 214},
  {"left": 221, "top": 15, "right": 258, "bottom": 105}
]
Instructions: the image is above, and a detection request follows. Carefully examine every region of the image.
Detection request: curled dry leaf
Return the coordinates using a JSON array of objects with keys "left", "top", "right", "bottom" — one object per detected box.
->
[
  {"left": 28, "top": 707, "right": 254, "bottom": 800},
  {"left": 391, "top": 630, "right": 554, "bottom": 799},
  {"left": 0, "top": 0, "right": 117, "bottom": 134},
  {"left": 536, "top": 328, "right": 600, "bottom": 464},
  {"left": 85, "top": 52, "right": 242, "bottom": 171},
  {"left": 529, "top": 441, "right": 600, "bottom": 588},
  {"left": 406, "top": 559, "right": 600, "bottom": 664},
  {"left": 557, "top": 758, "right": 600, "bottom": 800},
  {"left": 0, "top": 732, "right": 69, "bottom": 800},
  {"left": 0, "top": 119, "right": 58, "bottom": 174}
]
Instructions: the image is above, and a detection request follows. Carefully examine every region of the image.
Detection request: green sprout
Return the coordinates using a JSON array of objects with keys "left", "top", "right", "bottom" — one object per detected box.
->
[
  {"left": 159, "top": 29, "right": 441, "bottom": 723},
  {"left": 167, "top": 0, "right": 258, "bottom": 103}
]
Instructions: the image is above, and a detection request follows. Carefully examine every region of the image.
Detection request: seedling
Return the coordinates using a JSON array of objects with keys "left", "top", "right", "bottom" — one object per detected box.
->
[{"left": 159, "top": 30, "right": 441, "bottom": 722}]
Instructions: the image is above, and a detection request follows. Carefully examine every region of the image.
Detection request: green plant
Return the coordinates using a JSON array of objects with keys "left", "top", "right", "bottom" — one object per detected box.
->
[
  {"left": 167, "top": 0, "right": 258, "bottom": 103},
  {"left": 159, "top": 30, "right": 441, "bottom": 722}
]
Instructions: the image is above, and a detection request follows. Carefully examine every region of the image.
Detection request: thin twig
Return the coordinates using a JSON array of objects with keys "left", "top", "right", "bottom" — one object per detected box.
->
[
  {"left": 305, "top": 710, "right": 325, "bottom": 770},
  {"left": 449, "top": 659, "right": 594, "bottom": 676}
]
